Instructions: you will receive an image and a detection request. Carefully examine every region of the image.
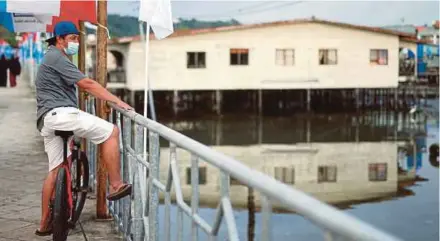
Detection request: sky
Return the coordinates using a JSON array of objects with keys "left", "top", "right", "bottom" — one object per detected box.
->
[{"left": 107, "top": 0, "right": 440, "bottom": 27}]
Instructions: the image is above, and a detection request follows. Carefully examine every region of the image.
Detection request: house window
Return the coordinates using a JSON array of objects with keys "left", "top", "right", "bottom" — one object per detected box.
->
[
  {"left": 276, "top": 49, "right": 295, "bottom": 65},
  {"left": 187, "top": 52, "right": 206, "bottom": 68},
  {"left": 274, "top": 166, "right": 295, "bottom": 184},
  {"left": 369, "top": 163, "right": 387, "bottom": 181},
  {"left": 319, "top": 49, "right": 337, "bottom": 65},
  {"left": 186, "top": 166, "right": 207, "bottom": 185},
  {"left": 230, "top": 48, "right": 249, "bottom": 65},
  {"left": 370, "top": 49, "right": 388, "bottom": 65},
  {"left": 230, "top": 177, "right": 243, "bottom": 185},
  {"left": 318, "top": 166, "right": 337, "bottom": 183}
]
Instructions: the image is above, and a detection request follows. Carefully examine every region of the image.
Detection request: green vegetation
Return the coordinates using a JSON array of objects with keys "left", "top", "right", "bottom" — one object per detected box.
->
[
  {"left": 102, "top": 14, "right": 241, "bottom": 38},
  {"left": 173, "top": 18, "right": 240, "bottom": 30}
]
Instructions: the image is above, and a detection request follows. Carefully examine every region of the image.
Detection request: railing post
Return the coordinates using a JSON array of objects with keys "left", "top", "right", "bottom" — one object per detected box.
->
[
  {"left": 261, "top": 195, "right": 272, "bottom": 241},
  {"left": 132, "top": 123, "right": 145, "bottom": 241},
  {"left": 164, "top": 143, "right": 175, "bottom": 241},
  {"left": 148, "top": 131, "right": 160, "bottom": 241},
  {"left": 122, "top": 116, "right": 132, "bottom": 237},
  {"left": 191, "top": 154, "right": 199, "bottom": 241},
  {"left": 219, "top": 172, "right": 239, "bottom": 241}
]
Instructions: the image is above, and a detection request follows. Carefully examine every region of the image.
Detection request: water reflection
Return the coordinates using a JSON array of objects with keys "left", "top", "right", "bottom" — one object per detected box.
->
[
  {"left": 162, "top": 111, "right": 427, "bottom": 147},
  {"left": 159, "top": 141, "right": 423, "bottom": 211},
  {"left": 153, "top": 103, "right": 438, "bottom": 241},
  {"left": 157, "top": 110, "right": 432, "bottom": 210}
]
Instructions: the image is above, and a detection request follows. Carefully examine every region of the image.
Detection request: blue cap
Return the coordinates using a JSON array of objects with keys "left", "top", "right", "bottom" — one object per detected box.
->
[
  {"left": 45, "top": 21, "right": 79, "bottom": 42},
  {"left": 53, "top": 21, "right": 79, "bottom": 36}
]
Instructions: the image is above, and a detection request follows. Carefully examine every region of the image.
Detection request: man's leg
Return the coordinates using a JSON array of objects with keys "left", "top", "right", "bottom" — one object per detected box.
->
[
  {"left": 101, "top": 126, "right": 125, "bottom": 192},
  {"left": 73, "top": 108, "right": 131, "bottom": 200},
  {"left": 38, "top": 165, "right": 60, "bottom": 232},
  {"left": 37, "top": 113, "right": 74, "bottom": 235}
]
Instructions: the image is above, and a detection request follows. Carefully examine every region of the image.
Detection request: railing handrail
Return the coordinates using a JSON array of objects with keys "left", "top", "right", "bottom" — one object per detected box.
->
[{"left": 108, "top": 102, "right": 403, "bottom": 241}]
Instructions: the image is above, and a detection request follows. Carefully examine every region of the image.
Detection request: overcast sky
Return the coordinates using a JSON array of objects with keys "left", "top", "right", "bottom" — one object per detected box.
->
[{"left": 107, "top": 0, "right": 439, "bottom": 26}]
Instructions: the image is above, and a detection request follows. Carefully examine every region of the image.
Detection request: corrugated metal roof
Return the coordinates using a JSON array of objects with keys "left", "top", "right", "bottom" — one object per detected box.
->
[{"left": 382, "top": 25, "right": 417, "bottom": 34}]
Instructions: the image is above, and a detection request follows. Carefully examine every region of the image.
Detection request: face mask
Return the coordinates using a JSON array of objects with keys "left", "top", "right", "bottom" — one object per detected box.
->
[{"left": 64, "top": 42, "right": 79, "bottom": 55}]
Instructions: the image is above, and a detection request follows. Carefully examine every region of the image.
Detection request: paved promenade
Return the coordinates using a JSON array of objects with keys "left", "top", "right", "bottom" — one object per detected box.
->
[{"left": 0, "top": 83, "right": 121, "bottom": 240}]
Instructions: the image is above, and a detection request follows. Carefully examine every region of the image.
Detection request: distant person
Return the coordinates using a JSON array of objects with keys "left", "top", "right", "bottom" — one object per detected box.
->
[
  {"left": 8, "top": 52, "right": 21, "bottom": 87},
  {"left": 429, "top": 144, "right": 439, "bottom": 168},
  {"left": 0, "top": 56, "right": 7, "bottom": 87}
]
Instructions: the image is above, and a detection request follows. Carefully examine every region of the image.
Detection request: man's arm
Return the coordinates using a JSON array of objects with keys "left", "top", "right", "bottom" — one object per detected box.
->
[
  {"left": 77, "top": 78, "right": 132, "bottom": 110},
  {"left": 49, "top": 53, "right": 133, "bottom": 110}
]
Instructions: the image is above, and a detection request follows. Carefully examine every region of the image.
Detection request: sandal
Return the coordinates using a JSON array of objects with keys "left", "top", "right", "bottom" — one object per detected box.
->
[
  {"left": 107, "top": 183, "right": 132, "bottom": 201},
  {"left": 35, "top": 228, "right": 52, "bottom": 236},
  {"left": 35, "top": 212, "right": 53, "bottom": 236}
]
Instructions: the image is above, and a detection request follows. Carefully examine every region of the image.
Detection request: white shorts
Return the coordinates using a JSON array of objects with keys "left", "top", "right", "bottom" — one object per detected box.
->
[{"left": 40, "top": 107, "right": 114, "bottom": 172}]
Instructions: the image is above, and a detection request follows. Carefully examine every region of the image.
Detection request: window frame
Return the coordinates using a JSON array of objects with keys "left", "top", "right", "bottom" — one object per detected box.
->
[
  {"left": 275, "top": 48, "right": 295, "bottom": 66},
  {"left": 368, "top": 163, "right": 388, "bottom": 181},
  {"left": 318, "top": 165, "right": 337, "bottom": 183},
  {"left": 186, "top": 51, "right": 206, "bottom": 69},
  {"left": 370, "top": 49, "right": 388, "bottom": 65},
  {"left": 319, "top": 49, "right": 338, "bottom": 65},
  {"left": 230, "top": 48, "right": 249, "bottom": 66},
  {"left": 186, "top": 166, "right": 208, "bottom": 185}
]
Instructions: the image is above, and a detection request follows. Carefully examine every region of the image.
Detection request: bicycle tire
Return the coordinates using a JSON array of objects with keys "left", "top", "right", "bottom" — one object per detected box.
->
[
  {"left": 53, "top": 167, "right": 69, "bottom": 241},
  {"left": 70, "top": 151, "right": 89, "bottom": 225}
]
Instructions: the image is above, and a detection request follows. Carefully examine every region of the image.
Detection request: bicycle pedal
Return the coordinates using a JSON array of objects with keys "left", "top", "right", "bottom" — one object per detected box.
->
[
  {"left": 73, "top": 187, "right": 89, "bottom": 193},
  {"left": 78, "top": 187, "right": 89, "bottom": 193}
]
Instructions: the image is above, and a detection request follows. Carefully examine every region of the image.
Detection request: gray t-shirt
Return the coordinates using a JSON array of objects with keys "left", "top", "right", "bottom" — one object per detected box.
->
[{"left": 35, "top": 46, "right": 86, "bottom": 130}]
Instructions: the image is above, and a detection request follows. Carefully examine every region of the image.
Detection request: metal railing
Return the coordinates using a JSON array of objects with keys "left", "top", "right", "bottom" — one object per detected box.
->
[{"left": 83, "top": 96, "right": 404, "bottom": 241}]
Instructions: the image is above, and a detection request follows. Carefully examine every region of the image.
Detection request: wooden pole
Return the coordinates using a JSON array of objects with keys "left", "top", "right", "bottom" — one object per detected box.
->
[
  {"left": 78, "top": 21, "right": 87, "bottom": 152},
  {"left": 247, "top": 187, "right": 255, "bottom": 241},
  {"left": 96, "top": 0, "right": 110, "bottom": 219}
]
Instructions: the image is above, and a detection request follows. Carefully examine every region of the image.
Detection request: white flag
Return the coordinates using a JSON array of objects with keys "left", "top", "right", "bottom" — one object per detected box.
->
[
  {"left": 139, "top": 0, "right": 174, "bottom": 40},
  {"left": 6, "top": 0, "right": 60, "bottom": 16}
]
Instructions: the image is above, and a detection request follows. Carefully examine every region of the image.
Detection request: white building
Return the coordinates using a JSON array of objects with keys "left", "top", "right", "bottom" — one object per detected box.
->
[{"left": 87, "top": 18, "right": 425, "bottom": 92}]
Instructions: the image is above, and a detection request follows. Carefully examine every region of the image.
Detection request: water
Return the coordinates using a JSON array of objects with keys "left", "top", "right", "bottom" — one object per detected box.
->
[{"left": 154, "top": 100, "right": 439, "bottom": 241}]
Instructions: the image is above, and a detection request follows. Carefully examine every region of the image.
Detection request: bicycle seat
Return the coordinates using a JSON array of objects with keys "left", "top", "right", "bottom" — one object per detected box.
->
[{"left": 54, "top": 130, "right": 74, "bottom": 138}]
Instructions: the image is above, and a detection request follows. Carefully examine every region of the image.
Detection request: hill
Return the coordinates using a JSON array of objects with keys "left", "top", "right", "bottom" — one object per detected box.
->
[{"left": 104, "top": 15, "right": 241, "bottom": 38}]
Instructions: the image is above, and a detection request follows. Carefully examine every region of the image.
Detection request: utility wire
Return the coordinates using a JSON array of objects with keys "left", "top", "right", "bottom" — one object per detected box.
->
[
  {"left": 130, "top": 1, "right": 305, "bottom": 20},
  {"left": 176, "top": 1, "right": 305, "bottom": 19},
  {"left": 175, "top": 2, "right": 281, "bottom": 18}
]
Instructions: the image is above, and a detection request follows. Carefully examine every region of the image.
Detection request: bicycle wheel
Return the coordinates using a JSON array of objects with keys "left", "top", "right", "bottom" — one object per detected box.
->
[
  {"left": 53, "top": 167, "right": 69, "bottom": 241},
  {"left": 70, "top": 151, "right": 89, "bottom": 226}
]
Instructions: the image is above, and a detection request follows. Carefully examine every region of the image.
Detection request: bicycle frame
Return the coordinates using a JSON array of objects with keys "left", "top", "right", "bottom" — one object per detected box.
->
[{"left": 60, "top": 135, "right": 74, "bottom": 218}]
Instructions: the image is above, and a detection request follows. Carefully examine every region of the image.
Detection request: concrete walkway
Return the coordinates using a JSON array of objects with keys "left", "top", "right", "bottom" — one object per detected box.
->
[{"left": 0, "top": 83, "right": 121, "bottom": 241}]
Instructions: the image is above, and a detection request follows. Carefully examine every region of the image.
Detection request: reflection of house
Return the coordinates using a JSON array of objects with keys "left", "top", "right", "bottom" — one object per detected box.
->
[
  {"left": 157, "top": 142, "right": 411, "bottom": 210},
  {"left": 86, "top": 18, "right": 427, "bottom": 100}
]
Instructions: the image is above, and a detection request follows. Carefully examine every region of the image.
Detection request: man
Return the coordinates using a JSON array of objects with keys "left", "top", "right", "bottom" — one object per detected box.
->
[{"left": 34, "top": 21, "right": 132, "bottom": 235}]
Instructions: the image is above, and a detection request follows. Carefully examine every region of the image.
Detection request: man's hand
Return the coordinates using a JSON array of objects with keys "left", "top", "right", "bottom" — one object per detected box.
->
[{"left": 77, "top": 78, "right": 134, "bottom": 112}]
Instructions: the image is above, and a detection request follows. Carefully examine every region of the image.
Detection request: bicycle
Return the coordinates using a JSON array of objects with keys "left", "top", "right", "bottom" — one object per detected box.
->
[{"left": 51, "top": 130, "right": 90, "bottom": 241}]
